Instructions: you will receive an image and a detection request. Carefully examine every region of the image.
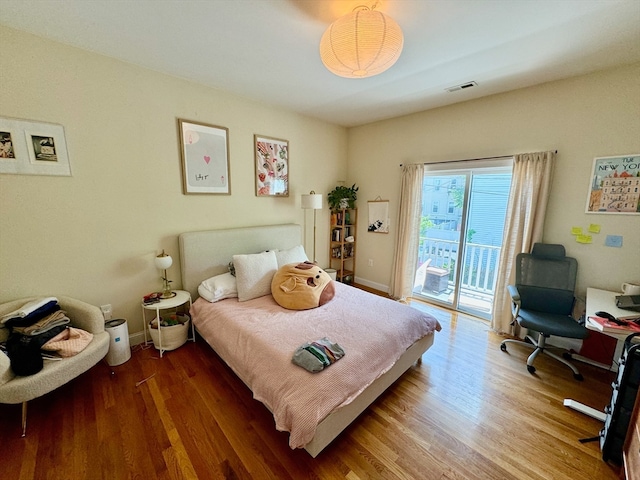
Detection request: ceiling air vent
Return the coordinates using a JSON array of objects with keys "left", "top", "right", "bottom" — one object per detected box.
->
[{"left": 445, "top": 81, "right": 478, "bottom": 93}]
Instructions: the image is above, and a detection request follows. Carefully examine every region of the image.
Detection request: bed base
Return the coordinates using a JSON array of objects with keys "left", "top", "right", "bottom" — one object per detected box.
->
[
  {"left": 197, "top": 326, "right": 434, "bottom": 457},
  {"left": 304, "top": 334, "right": 434, "bottom": 457},
  {"left": 179, "top": 224, "right": 436, "bottom": 457}
]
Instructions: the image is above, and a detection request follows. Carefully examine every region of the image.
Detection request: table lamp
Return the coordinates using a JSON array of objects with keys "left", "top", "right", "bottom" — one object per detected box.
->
[{"left": 155, "top": 250, "right": 174, "bottom": 298}]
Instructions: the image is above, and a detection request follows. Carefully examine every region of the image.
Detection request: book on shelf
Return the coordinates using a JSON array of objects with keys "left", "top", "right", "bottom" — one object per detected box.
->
[{"left": 588, "top": 315, "right": 640, "bottom": 333}]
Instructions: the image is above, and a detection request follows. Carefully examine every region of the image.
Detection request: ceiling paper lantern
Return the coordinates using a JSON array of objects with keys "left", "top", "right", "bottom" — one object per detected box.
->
[{"left": 320, "top": 7, "right": 404, "bottom": 79}]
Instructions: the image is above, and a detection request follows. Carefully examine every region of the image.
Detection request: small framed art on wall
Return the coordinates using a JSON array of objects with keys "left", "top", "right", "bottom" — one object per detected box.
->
[
  {"left": 0, "top": 117, "right": 71, "bottom": 176},
  {"left": 254, "top": 134, "right": 289, "bottom": 197}
]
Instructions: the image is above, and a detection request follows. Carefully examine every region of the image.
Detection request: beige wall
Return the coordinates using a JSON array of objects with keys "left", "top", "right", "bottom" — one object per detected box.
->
[
  {"left": 2, "top": 25, "right": 638, "bottom": 336},
  {"left": 348, "top": 63, "right": 640, "bottom": 298},
  {"left": 0, "top": 27, "right": 346, "bottom": 336}
]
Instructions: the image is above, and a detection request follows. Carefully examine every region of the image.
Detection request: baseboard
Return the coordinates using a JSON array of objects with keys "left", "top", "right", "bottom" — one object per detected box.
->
[
  {"left": 354, "top": 276, "right": 389, "bottom": 294},
  {"left": 129, "top": 331, "right": 145, "bottom": 346}
]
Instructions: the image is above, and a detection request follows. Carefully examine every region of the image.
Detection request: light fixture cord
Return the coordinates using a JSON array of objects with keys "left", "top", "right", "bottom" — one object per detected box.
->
[{"left": 353, "top": 1, "right": 378, "bottom": 11}]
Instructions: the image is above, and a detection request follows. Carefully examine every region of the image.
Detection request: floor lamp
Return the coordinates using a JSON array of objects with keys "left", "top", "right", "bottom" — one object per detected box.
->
[{"left": 301, "top": 191, "right": 323, "bottom": 263}]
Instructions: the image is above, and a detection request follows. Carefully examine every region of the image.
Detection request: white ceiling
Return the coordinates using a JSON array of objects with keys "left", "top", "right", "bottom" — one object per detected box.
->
[{"left": 1, "top": 0, "right": 639, "bottom": 127}]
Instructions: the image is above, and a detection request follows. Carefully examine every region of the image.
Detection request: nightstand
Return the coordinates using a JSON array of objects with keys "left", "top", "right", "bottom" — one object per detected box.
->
[{"left": 141, "top": 290, "right": 195, "bottom": 357}]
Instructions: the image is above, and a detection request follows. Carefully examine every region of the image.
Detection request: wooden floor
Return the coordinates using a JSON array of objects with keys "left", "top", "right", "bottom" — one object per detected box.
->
[{"left": 0, "top": 301, "right": 622, "bottom": 480}]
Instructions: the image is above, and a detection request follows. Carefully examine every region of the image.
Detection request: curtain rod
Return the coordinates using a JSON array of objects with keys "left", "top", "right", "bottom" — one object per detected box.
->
[{"left": 399, "top": 150, "right": 557, "bottom": 167}]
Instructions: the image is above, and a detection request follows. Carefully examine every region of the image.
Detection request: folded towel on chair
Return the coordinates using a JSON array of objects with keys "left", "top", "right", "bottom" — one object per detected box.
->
[
  {"left": 42, "top": 327, "right": 93, "bottom": 357},
  {"left": 0, "top": 297, "right": 58, "bottom": 324},
  {"left": 11, "top": 310, "right": 70, "bottom": 336}
]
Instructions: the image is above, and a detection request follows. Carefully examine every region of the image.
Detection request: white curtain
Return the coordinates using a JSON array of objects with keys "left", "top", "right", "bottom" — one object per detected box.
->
[
  {"left": 389, "top": 164, "right": 424, "bottom": 301},
  {"left": 492, "top": 151, "right": 555, "bottom": 333}
]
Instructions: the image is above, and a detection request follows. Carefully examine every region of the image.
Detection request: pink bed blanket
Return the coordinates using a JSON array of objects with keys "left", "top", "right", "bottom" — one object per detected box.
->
[{"left": 190, "top": 282, "right": 441, "bottom": 449}]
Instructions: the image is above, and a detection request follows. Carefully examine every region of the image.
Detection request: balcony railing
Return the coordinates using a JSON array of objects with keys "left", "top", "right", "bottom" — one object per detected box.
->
[{"left": 416, "top": 237, "right": 502, "bottom": 309}]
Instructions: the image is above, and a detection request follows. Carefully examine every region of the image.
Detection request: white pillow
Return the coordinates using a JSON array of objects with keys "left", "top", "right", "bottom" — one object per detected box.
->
[
  {"left": 275, "top": 245, "right": 309, "bottom": 267},
  {"left": 233, "top": 250, "right": 279, "bottom": 301},
  {"left": 198, "top": 272, "right": 238, "bottom": 303}
]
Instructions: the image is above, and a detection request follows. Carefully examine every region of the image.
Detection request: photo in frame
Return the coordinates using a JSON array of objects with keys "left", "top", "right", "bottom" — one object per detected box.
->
[
  {"left": 0, "top": 117, "right": 71, "bottom": 176},
  {"left": 368, "top": 200, "right": 390, "bottom": 233},
  {"left": 585, "top": 154, "right": 640, "bottom": 215},
  {"left": 254, "top": 134, "right": 288, "bottom": 196},
  {"left": 178, "top": 119, "right": 230, "bottom": 195}
]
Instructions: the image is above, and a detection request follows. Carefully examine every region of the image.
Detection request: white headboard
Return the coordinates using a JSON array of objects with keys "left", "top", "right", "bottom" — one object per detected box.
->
[{"left": 179, "top": 223, "right": 302, "bottom": 299}]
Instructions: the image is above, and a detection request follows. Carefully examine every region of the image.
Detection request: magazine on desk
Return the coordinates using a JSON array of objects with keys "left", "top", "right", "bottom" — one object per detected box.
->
[{"left": 588, "top": 315, "right": 640, "bottom": 333}]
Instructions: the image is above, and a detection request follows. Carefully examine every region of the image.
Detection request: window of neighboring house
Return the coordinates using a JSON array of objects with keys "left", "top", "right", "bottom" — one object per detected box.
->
[
  {"left": 432, "top": 201, "right": 439, "bottom": 213},
  {"left": 434, "top": 179, "right": 441, "bottom": 191},
  {"left": 448, "top": 201, "right": 455, "bottom": 214}
]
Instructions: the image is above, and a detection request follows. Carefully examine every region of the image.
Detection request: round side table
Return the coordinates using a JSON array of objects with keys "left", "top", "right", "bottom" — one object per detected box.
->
[{"left": 141, "top": 290, "right": 194, "bottom": 357}]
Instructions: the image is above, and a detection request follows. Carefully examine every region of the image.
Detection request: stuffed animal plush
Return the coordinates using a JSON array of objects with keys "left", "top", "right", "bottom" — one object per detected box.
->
[{"left": 271, "top": 262, "right": 335, "bottom": 310}]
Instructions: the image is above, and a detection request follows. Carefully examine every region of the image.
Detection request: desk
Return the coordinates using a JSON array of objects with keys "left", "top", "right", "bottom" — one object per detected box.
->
[
  {"left": 564, "top": 288, "right": 639, "bottom": 421},
  {"left": 586, "top": 287, "right": 640, "bottom": 370}
]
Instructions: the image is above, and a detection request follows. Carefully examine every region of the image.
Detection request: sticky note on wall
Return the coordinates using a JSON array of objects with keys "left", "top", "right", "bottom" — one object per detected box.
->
[
  {"left": 571, "top": 227, "right": 583, "bottom": 235},
  {"left": 588, "top": 224, "right": 601, "bottom": 233},
  {"left": 576, "top": 234, "right": 592, "bottom": 244},
  {"left": 605, "top": 235, "right": 623, "bottom": 247}
]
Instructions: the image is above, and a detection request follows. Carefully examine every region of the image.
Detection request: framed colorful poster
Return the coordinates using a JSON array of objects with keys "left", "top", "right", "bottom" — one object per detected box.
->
[
  {"left": 585, "top": 154, "right": 640, "bottom": 214},
  {"left": 0, "top": 117, "right": 71, "bottom": 176},
  {"left": 178, "top": 119, "right": 230, "bottom": 195},
  {"left": 254, "top": 135, "right": 288, "bottom": 197}
]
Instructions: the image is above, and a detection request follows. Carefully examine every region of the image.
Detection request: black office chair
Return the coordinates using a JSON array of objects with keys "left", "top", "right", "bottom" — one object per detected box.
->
[{"left": 500, "top": 243, "right": 588, "bottom": 380}]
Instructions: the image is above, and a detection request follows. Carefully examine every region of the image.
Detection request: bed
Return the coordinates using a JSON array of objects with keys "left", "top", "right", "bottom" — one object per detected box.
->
[{"left": 179, "top": 224, "right": 441, "bottom": 457}]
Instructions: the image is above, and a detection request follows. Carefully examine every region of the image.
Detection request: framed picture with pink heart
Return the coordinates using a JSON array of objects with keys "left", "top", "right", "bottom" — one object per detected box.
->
[
  {"left": 254, "top": 134, "right": 289, "bottom": 197},
  {"left": 178, "top": 119, "right": 231, "bottom": 195}
]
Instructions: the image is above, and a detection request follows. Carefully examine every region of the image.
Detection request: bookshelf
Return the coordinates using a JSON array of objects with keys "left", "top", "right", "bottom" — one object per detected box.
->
[{"left": 329, "top": 208, "right": 356, "bottom": 284}]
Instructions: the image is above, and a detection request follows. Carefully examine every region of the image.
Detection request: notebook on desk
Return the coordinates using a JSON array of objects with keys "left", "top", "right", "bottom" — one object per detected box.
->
[{"left": 616, "top": 295, "right": 640, "bottom": 312}]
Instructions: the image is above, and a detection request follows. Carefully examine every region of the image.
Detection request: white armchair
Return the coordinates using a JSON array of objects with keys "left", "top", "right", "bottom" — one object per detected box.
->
[{"left": 0, "top": 296, "right": 110, "bottom": 435}]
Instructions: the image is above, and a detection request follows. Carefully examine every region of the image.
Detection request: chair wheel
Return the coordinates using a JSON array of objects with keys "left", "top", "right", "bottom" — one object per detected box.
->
[
  {"left": 574, "top": 373, "right": 584, "bottom": 381},
  {"left": 527, "top": 365, "right": 536, "bottom": 374},
  {"left": 500, "top": 343, "right": 507, "bottom": 352}
]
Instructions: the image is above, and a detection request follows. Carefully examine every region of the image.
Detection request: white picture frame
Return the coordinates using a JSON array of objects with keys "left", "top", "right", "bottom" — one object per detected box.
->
[
  {"left": 0, "top": 117, "right": 71, "bottom": 176},
  {"left": 368, "top": 200, "right": 390, "bottom": 233}
]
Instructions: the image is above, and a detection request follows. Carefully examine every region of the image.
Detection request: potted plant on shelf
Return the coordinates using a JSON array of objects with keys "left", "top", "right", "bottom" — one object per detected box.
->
[{"left": 328, "top": 184, "right": 358, "bottom": 211}]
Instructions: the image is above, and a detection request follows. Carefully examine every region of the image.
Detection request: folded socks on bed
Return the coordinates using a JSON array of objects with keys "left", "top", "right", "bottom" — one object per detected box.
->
[{"left": 292, "top": 337, "right": 345, "bottom": 373}]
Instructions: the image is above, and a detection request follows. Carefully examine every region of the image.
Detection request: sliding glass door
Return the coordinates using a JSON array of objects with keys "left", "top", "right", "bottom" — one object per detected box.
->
[{"left": 413, "top": 162, "right": 512, "bottom": 319}]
